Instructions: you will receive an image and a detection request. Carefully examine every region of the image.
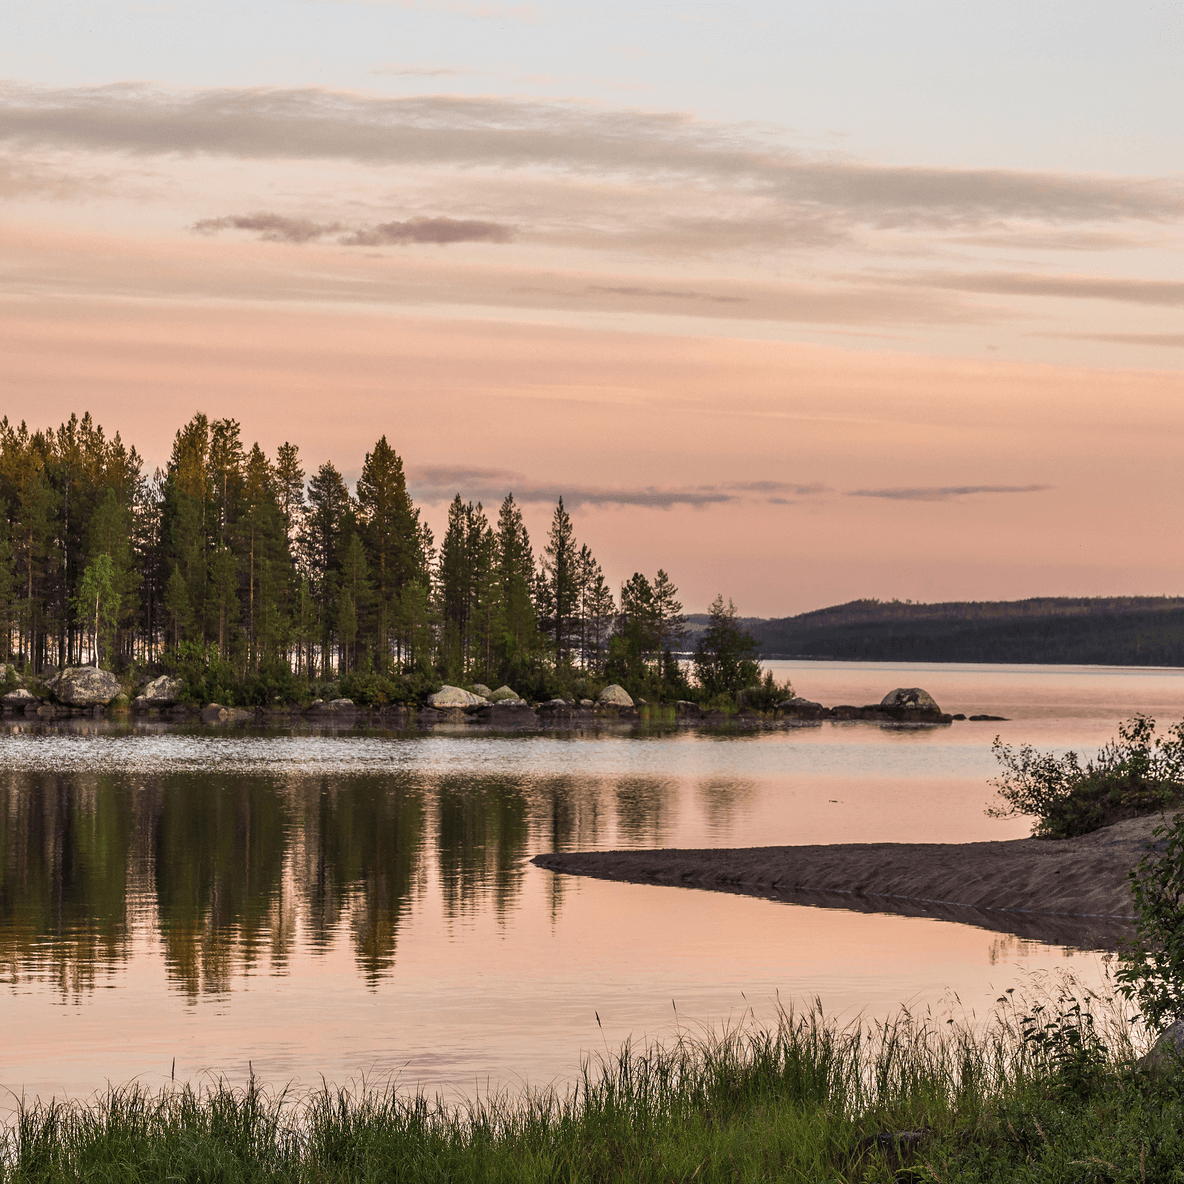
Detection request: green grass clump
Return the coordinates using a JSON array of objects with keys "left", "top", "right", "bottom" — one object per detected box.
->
[{"left": 3, "top": 984, "right": 1182, "bottom": 1183}]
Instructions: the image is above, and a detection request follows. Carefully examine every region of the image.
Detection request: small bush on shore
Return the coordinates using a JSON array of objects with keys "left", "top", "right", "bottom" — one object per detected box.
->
[
  {"left": 1118, "top": 810, "right": 1184, "bottom": 1033},
  {"left": 988, "top": 714, "right": 1184, "bottom": 838}
]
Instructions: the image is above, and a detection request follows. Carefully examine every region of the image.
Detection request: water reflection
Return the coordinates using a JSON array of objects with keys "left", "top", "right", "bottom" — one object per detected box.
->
[
  {"left": 0, "top": 772, "right": 134, "bottom": 996},
  {"left": 437, "top": 776, "right": 527, "bottom": 922}
]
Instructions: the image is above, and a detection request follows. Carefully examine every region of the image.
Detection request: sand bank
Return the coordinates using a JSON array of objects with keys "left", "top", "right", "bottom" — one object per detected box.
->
[{"left": 532, "top": 816, "right": 1170, "bottom": 949}]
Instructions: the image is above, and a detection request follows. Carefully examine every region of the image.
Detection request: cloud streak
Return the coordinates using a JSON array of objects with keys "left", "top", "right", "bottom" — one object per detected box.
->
[
  {"left": 846, "top": 484, "right": 1052, "bottom": 502},
  {"left": 5, "top": 83, "right": 1184, "bottom": 231},
  {"left": 407, "top": 467, "right": 831, "bottom": 508},
  {"left": 908, "top": 271, "right": 1184, "bottom": 307},
  {"left": 192, "top": 211, "right": 515, "bottom": 245}
]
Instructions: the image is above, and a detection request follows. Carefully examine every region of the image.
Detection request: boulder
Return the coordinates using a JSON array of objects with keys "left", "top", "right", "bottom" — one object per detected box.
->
[
  {"left": 200, "top": 703, "right": 255, "bottom": 725},
  {"left": 321, "top": 697, "right": 356, "bottom": 714},
  {"left": 675, "top": 700, "right": 703, "bottom": 717},
  {"left": 1140, "top": 1020, "right": 1184, "bottom": 1072},
  {"left": 779, "top": 696, "right": 829, "bottom": 719},
  {"left": 47, "top": 666, "right": 123, "bottom": 706},
  {"left": 471, "top": 683, "right": 494, "bottom": 699},
  {"left": 538, "top": 697, "right": 573, "bottom": 710},
  {"left": 598, "top": 684, "right": 634, "bottom": 708},
  {"left": 880, "top": 687, "right": 942, "bottom": 713},
  {"left": 579, "top": 699, "right": 594, "bottom": 708},
  {"left": 140, "top": 675, "right": 185, "bottom": 706},
  {"left": 488, "top": 685, "right": 520, "bottom": 702},
  {"left": 2, "top": 687, "right": 38, "bottom": 708},
  {"left": 476, "top": 700, "right": 539, "bottom": 726},
  {"left": 428, "top": 685, "right": 489, "bottom": 709}
]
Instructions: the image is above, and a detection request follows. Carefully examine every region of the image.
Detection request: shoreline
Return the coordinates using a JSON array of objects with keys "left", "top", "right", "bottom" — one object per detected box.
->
[{"left": 532, "top": 815, "right": 1168, "bottom": 950}]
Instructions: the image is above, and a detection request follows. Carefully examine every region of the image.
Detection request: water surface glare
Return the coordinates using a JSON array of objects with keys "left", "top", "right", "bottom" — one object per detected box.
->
[{"left": 4, "top": 661, "right": 1184, "bottom": 1103}]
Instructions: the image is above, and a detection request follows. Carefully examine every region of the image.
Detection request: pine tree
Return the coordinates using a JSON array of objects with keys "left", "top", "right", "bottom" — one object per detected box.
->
[
  {"left": 494, "top": 493, "right": 538, "bottom": 678},
  {"left": 300, "top": 462, "right": 354, "bottom": 675},
  {"left": 356, "top": 437, "right": 424, "bottom": 670},
  {"left": 542, "top": 497, "right": 576, "bottom": 666},
  {"left": 693, "top": 594, "right": 761, "bottom": 699},
  {"left": 614, "top": 572, "right": 656, "bottom": 684},
  {"left": 651, "top": 569, "right": 686, "bottom": 684}
]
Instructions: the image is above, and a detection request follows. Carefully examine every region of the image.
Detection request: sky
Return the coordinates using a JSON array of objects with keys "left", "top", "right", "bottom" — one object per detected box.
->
[{"left": 3, "top": 1, "right": 1184, "bottom": 618}]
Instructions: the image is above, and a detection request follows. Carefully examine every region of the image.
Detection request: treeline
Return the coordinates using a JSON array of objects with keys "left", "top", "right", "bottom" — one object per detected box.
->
[
  {"left": 0, "top": 411, "right": 718, "bottom": 702},
  {"left": 750, "top": 598, "right": 1184, "bottom": 666}
]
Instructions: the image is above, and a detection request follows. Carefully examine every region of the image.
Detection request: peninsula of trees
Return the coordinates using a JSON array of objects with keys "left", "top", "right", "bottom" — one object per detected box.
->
[{"left": 0, "top": 412, "right": 763, "bottom": 706}]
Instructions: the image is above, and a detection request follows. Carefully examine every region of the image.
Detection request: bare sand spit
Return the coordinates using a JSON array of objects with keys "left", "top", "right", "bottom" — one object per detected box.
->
[{"left": 532, "top": 816, "right": 1171, "bottom": 950}]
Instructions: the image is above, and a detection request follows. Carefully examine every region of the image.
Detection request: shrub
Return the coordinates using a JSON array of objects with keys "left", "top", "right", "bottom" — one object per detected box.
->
[
  {"left": 988, "top": 714, "right": 1184, "bottom": 838},
  {"left": 738, "top": 669, "right": 795, "bottom": 712},
  {"left": 1117, "top": 810, "right": 1184, "bottom": 1033}
]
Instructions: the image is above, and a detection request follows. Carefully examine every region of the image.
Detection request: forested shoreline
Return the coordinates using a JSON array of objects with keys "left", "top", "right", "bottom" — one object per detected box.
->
[{"left": 0, "top": 411, "right": 768, "bottom": 708}]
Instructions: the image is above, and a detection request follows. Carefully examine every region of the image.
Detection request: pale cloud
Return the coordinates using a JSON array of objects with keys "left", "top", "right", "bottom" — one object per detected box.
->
[
  {"left": 905, "top": 271, "right": 1184, "bottom": 307},
  {"left": 1036, "top": 332, "right": 1184, "bottom": 348},
  {"left": 317, "top": 0, "right": 543, "bottom": 23},
  {"left": 847, "top": 484, "right": 1052, "bottom": 502},
  {"left": 4, "top": 83, "right": 1183, "bottom": 233},
  {"left": 370, "top": 64, "right": 488, "bottom": 77}
]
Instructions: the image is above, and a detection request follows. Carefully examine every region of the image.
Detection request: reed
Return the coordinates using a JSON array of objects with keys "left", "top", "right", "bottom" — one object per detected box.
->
[{"left": 2, "top": 983, "right": 1180, "bottom": 1183}]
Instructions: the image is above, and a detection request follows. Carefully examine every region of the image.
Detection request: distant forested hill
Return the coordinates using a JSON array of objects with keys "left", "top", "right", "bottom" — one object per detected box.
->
[{"left": 706, "top": 598, "right": 1184, "bottom": 666}]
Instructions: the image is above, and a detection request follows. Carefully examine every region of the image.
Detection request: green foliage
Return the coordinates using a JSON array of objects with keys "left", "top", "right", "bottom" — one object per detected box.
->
[
  {"left": 1118, "top": 810, "right": 1184, "bottom": 1033},
  {"left": 739, "top": 669, "right": 796, "bottom": 712},
  {"left": 692, "top": 594, "right": 761, "bottom": 700},
  {"left": 988, "top": 714, "right": 1184, "bottom": 838},
  {"left": 1019, "top": 994, "right": 1110, "bottom": 1100},
  {"left": 160, "top": 641, "right": 242, "bottom": 706},
  {"left": 74, "top": 553, "right": 120, "bottom": 667},
  {"left": 7, "top": 989, "right": 1184, "bottom": 1183},
  {"left": 340, "top": 668, "right": 438, "bottom": 707}
]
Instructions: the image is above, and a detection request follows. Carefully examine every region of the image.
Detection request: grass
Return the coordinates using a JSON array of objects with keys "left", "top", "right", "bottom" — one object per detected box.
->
[{"left": 3, "top": 978, "right": 1183, "bottom": 1182}]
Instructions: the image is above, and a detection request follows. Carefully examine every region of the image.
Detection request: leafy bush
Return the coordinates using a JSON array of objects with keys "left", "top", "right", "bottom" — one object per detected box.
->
[
  {"left": 738, "top": 669, "right": 795, "bottom": 712},
  {"left": 1117, "top": 810, "right": 1184, "bottom": 1033},
  {"left": 988, "top": 714, "right": 1184, "bottom": 838},
  {"left": 340, "top": 668, "right": 437, "bottom": 706}
]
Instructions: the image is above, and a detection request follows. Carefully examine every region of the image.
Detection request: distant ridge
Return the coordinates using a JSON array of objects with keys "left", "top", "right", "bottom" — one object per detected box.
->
[{"left": 693, "top": 597, "right": 1184, "bottom": 666}]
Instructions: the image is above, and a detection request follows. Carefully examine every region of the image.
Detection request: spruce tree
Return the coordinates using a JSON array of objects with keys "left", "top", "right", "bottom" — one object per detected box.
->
[{"left": 542, "top": 497, "right": 576, "bottom": 666}]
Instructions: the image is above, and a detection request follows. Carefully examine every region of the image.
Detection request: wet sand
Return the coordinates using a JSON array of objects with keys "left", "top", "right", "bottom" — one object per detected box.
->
[{"left": 532, "top": 815, "right": 1169, "bottom": 950}]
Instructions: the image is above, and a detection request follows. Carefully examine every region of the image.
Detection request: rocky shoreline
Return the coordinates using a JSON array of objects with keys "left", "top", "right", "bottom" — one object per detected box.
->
[
  {"left": 3, "top": 671, "right": 984, "bottom": 731},
  {"left": 532, "top": 815, "right": 1164, "bottom": 950}
]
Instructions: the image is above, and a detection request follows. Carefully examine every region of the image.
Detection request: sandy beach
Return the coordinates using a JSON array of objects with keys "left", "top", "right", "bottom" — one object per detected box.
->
[{"left": 532, "top": 815, "right": 1169, "bottom": 949}]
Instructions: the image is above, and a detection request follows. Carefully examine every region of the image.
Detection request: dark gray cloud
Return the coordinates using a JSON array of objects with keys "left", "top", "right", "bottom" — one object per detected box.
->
[
  {"left": 192, "top": 213, "right": 341, "bottom": 242},
  {"left": 847, "top": 484, "right": 1052, "bottom": 502},
  {"left": 5, "top": 83, "right": 1183, "bottom": 230},
  {"left": 906, "top": 271, "right": 1184, "bottom": 306},
  {"left": 407, "top": 467, "right": 830, "bottom": 508},
  {"left": 192, "top": 211, "right": 515, "bottom": 245}
]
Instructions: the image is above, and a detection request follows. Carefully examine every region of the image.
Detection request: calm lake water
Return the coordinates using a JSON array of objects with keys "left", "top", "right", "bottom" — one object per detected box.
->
[{"left": 4, "top": 660, "right": 1184, "bottom": 1104}]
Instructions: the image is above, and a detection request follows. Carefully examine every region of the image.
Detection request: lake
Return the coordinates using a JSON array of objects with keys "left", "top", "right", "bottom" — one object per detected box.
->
[{"left": 4, "top": 659, "right": 1184, "bottom": 1104}]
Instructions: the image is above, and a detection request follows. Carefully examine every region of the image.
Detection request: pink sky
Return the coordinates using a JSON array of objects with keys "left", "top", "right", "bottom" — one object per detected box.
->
[{"left": 3, "top": 77, "right": 1184, "bottom": 616}]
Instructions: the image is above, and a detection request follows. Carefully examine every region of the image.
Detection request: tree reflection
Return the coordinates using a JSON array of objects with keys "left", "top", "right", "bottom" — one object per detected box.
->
[
  {"left": 436, "top": 776, "right": 528, "bottom": 921},
  {"left": 295, "top": 775, "right": 424, "bottom": 983},
  {"left": 150, "top": 775, "right": 290, "bottom": 996},
  {"left": 614, "top": 776, "right": 676, "bottom": 846},
  {"left": 0, "top": 771, "right": 133, "bottom": 997}
]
